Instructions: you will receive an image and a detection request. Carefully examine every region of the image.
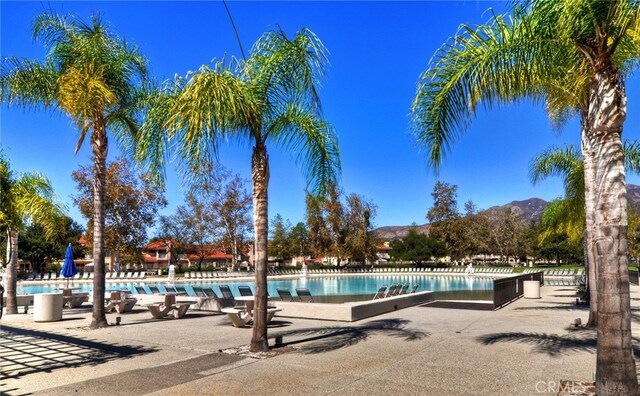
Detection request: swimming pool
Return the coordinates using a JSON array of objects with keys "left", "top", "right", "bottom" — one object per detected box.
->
[{"left": 19, "top": 274, "right": 494, "bottom": 301}]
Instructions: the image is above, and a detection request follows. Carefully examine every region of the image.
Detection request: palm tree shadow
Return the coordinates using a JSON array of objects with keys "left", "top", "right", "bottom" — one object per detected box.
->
[
  {"left": 477, "top": 332, "right": 640, "bottom": 358},
  {"left": 513, "top": 302, "right": 588, "bottom": 312},
  {"left": 272, "top": 318, "right": 428, "bottom": 354}
]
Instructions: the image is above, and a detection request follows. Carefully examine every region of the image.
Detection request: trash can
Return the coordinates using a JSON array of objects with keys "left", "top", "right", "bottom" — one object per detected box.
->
[
  {"left": 523, "top": 280, "right": 541, "bottom": 299},
  {"left": 33, "top": 293, "right": 64, "bottom": 322}
]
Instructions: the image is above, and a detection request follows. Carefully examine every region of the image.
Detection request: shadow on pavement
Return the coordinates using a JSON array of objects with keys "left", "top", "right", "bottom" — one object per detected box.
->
[
  {"left": 0, "top": 324, "right": 156, "bottom": 381},
  {"left": 271, "top": 318, "right": 428, "bottom": 354},
  {"left": 477, "top": 332, "right": 640, "bottom": 358},
  {"left": 513, "top": 302, "right": 588, "bottom": 312}
]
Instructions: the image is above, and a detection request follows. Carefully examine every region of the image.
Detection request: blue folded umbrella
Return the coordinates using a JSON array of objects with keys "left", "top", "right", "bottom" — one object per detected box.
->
[{"left": 60, "top": 244, "right": 77, "bottom": 287}]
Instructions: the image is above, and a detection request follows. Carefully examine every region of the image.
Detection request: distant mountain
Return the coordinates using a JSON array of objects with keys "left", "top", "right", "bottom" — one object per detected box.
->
[
  {"left": 373, "top": 198, "right": 548, "bottom": 240},
  {"left": 373, "top": 224, "right": 430, "bottom": 240},
  {"left": 484, "top": 197, "right": 548, "bottom": 223},
  {"left": 373, "top": 184, "right": 640, "bottom": 240},
  {"left": 628, "top": 184, "right": 640, "bottom": 211}
]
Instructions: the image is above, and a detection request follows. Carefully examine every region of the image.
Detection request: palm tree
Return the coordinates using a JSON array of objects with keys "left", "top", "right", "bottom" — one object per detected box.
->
[
  {"left": 0, "top": 151, "right": 64, "bottom": 314},
  {"left": 0, "top": 12, "right": 148, "bottom": 328},
  {"left": 411, "top": 1, "right": 640, "bottom": 393},
  {"left": 530, "top": 146, "right": 585, "bottom": 244},
  {"left": 138, "top": 28, "right": 340, "bottom": 352},
  {"left": 530, "top": 141, "right": 640, "bottom": 327}
]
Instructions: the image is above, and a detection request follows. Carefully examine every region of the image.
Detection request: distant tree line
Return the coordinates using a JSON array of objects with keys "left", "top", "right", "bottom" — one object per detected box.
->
[
  {"left": 266, "top": 183, "right": 378, "bottom": 266},
  {"left": 388, "top": 181, "right": 617, "bottom": 266}
]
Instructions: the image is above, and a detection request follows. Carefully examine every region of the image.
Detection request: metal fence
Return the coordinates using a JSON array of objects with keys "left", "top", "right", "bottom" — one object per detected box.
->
[
  {"left": 630, "top": 268, "right": 639, "bottom": 286},
  {"left": 493, "top": 272, "right": 545, "bottom": 309}
]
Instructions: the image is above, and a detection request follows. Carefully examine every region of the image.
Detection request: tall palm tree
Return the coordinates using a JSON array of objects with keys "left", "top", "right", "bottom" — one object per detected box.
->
[
  {"left": 530, "top": 141, "right": 640, "bottom": 327},
  {"left": 411, "top": 1, "right": 640, "bottom": 393},
  {"left": 138, "top": 28, "right": 340, "bottom": 352},
  {"left": 0, "top": 12, "right": 148, "bottom": 328},
  {"left": 0, "top": 151, "right": 64, "bottom": 314}
]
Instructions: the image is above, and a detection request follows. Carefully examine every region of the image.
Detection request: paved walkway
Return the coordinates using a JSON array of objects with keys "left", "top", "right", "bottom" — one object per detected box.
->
[{"left": 1, "top": 284, "right": 638, "bottom": 395}]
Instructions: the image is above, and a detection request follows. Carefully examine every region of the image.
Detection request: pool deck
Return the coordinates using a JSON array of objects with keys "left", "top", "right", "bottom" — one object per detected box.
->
[{"left": 2, "top": 284, "right": 636, "bottom": 395}]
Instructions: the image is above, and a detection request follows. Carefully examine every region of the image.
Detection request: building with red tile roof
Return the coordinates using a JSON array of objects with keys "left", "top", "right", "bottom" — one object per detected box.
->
[{"left": 141, "top": 240, "right": 250, "bottom": 270}]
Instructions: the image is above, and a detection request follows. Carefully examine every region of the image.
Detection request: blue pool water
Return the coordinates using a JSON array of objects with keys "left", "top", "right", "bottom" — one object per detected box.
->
[{"left": 19, "top": 274, "right": 493, "bottom": 298}]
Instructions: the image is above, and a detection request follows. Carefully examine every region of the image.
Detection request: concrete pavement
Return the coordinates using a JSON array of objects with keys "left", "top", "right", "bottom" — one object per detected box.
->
[{"left": 1, "top": 284, "right": 635, "bottom": 395}]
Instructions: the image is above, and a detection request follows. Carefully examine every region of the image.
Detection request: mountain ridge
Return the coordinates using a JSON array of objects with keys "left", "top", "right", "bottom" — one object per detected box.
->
[{"left": 373, "top": 184, "right": 640, "bottom": 240}]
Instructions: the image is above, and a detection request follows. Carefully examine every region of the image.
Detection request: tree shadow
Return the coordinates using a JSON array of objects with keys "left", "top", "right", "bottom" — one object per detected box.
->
[
  {"left": 271, "top": 318, "right": 428, "bottom": 354},
  {"left": 477, "top": 332, "right": 640, "bottom": 358},
  {"left": 0, "top": 324, "right": 156, "bottom": 381},
  {"left": 513, "top": 302, "right": 588, "bottom": 312},
  {"left": 265, "top": 320, "right": 293, "bottom": 328},
  {"left": 477, "top": 332, "right": 594, "bottom": 357}
]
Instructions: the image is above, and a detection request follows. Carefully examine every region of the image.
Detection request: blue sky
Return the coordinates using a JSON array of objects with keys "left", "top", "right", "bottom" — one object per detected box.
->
[{"left": 2, "top": 1, "right": 640, "bottom": 232}]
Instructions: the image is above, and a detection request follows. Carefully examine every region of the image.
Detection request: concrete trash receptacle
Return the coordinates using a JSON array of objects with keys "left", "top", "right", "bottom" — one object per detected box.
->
[
  {"left": 523, "top": 280, "right": 541, "bottom": 299},
  {"left": 33, "top": 293, "right": 64, "bottom": 322}
]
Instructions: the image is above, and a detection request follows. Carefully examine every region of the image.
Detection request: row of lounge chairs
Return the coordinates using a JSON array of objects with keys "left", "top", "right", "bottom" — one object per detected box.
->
[
  {"left": 26, "top": 272, "right": 68, "bottom": 281},
  {"left": 268, "top": 267, "right": 516, "bottom": 275},
  {"left": 522, "top": 268, "right": 585, "bottom": 277},
  {"left": 184, "top": 271, "right": 248, "bottom": 279},
  {"left": 131, "top": 283, "right": 286, "bottom": 325},
  {"left": 372, "top": 283, "right": 419, "bottom": 299},
  {"left": 432, "top": 267, "right": 512, "bottom": 273},
  {"left": 131, "top": 283, "right": 316, "bottom": 304},
  {"left": 106, "top": 271, "right": 147, "bottom": 279},
  {"left": 276, "top": 287, "right": 314, "bottom": 302},
  {"left": 132, "top": 283, "right": 240, "bottom": 302},
  {"left": 26, "top": 271, "right": 147, "bottom": 281},
  {"left": 267, "top": 267, "right": 586, "bottom": 277}
]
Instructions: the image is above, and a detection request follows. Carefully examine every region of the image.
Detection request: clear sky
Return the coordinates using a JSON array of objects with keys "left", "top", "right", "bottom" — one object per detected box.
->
[{"left": 2, "top": 1, "right": 640, "bottom": 233}]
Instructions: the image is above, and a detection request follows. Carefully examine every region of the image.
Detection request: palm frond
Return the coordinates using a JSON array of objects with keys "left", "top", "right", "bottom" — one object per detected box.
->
[
  {"left": 529, "top": 145, "right": 582, "bottom": 185},
  {"left": 13, "top": 171, "right": 66, "bottom": 238},
  {"left": 624, "top": 139, "right": 640, "bottom": 174},
  {"left": 6, "top": 11, "right": 149, "bottom": 158},
  {"left": 412, "top": 0, "right": 640, "bottom": 173},
  {"left": 163, "top": 63, "right": 257, "bottom": 181},
  {"left": 57, "top": 63, "right": 118, "bottom": 126},
  {"left": 269, "top": 104, "right": 340, "bottom": 195},
  {"left": 248, "top": 27, "right": 329, "bottom": 116},
  {"left": 538, "top": 198, "right": 584, "bottom": 244},
  {"left": 136, "top": 80, "right": 177, "bottom": 186},
  {"left": 411, "top": 9, "right": 570, "bottom": 172},
  {"left": 0, "top": 58, "right": 59, "bottom": 109}
]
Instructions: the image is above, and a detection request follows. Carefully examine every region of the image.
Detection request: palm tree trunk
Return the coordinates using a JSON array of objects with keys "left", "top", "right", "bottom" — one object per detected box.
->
[
  {"left": 588, "top": 69, "right": 638, "bottom": 396},
  {"left": 581, "top": 112, "right": 598, "bottom": 327},
  {"left": 89, "top": 124, "right": 109, "bottom": 328},
  {"left": 250, "top": 142, "right": 269, "bottom": 352},
  {"left": 5, "top": 230, "right": 18, "bottom": 314}
]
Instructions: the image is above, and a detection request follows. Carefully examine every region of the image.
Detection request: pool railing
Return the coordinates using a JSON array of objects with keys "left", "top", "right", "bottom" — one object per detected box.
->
[{"left": 493, "top": 272, "right": 545, "bottom": 309}]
